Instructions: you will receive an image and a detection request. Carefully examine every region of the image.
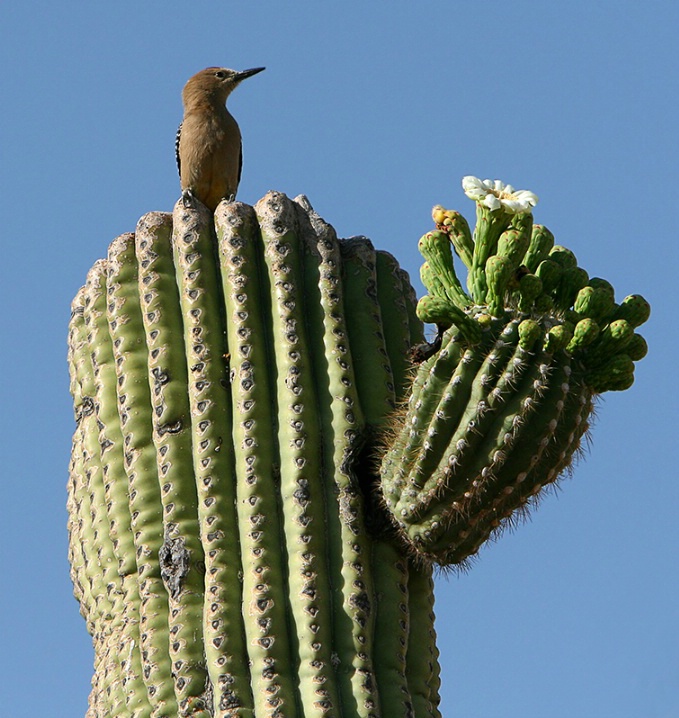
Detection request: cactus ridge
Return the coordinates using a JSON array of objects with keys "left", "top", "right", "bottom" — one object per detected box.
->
[
  {"left": 259, "top": 195, "right": 348, "bottom": 716},
  {"left": 338, "top": 233, "right": 415, "bottom": 717}
]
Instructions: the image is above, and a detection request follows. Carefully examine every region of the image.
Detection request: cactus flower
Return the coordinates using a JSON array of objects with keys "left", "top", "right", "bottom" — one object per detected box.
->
[{"left": 462, "top": 176, "right": 539, "bottom": 214}]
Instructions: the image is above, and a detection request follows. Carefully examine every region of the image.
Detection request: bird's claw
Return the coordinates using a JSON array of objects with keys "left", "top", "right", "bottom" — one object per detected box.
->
[{"left": 181, "top": 189, "right": 197, "bottom": 209}]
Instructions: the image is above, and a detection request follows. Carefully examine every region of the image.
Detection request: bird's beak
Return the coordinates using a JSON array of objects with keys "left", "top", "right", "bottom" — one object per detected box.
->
[{"left": 235, "top": 67, "right": 266, "bottom": 83}]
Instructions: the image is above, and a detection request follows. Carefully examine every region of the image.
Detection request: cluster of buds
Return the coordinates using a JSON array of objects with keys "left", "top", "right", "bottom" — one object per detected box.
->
[{"left": 420, "top": 177, "right": 649, "bottom": 392}]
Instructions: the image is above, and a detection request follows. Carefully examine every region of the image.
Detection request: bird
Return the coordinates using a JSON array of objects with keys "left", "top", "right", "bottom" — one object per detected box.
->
[{"left": 176, "top": 66, "right": 265, "bottom": 211}]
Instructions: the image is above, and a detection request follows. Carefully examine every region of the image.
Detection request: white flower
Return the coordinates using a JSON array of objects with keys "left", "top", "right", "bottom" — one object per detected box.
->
[{"left": 462, "top": 176, "right": 538, "bottom": 214}]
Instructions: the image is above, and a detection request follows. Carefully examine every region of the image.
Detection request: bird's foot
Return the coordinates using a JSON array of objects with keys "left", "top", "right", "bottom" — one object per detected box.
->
[{"left": 181, "top": 189, "right": 197, "bottom": 208}]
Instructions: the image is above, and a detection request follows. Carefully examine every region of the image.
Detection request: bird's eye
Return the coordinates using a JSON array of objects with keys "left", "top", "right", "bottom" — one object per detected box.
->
[{"left": 215, "top": 70, "right": 226, "bottom": 79}]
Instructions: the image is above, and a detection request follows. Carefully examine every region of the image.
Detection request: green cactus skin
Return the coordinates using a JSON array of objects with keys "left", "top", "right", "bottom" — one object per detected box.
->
[
  {"left": 468, "top": 203, "right": 512, "bottom": 300},
  {"left": 516, "top": 273, "right": 542, "bottom": 313},
  {"left": 68, "top": 187, "right": 648, "bottom": 718},
  {"left": 405, "top": 566, "right": 441, "bottom": 718},
  {"left": 375, "top": 250, "right": 423, "bottom": 399},
  {"left": 297, "top": 213, "right": 382, "bottom": 716},
  {"left": 299, "top": 212, "right": 383, "bottom": 716},
  {"left": 417, "top": 231, "right": 470, "bottom": 308},
  {"left": 496, "top": 212, "right": 532, "bottom": 269},
  {"left": 613, "top": 294, "right": 651, "bottom": 328},
  {"left": 339, "top": 234, "right": 414, "bottom": 717},
  {"left": 82, "top": 272, "right": 133, "bottom": 717},
  {"left": 485, "top": 255, "right": 513, "bottom": 317},
  {"left": 548, "top": 245, "right": 578, "bottom": 269},
  {"left": 259, "top": 195, "right": 350, "bottom": 716}
]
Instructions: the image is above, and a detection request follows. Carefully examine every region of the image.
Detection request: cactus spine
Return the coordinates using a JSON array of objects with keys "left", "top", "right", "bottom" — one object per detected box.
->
[{"left": 68, "top": 180, "right": 648, "bottom": 717}]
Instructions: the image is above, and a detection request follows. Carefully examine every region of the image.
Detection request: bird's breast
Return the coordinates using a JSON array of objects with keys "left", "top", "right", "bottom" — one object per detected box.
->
[{"left": 179, "top": 108, "right": 243, "bottom": 208}]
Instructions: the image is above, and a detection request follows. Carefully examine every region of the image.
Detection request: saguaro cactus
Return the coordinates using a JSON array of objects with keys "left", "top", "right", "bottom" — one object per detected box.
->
[{"left": 67, "top": 179, "right": 648, "bottom": 718}]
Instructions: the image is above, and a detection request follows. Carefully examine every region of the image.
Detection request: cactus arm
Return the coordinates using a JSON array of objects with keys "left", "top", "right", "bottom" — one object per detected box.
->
[
  {"left": 448, "top": 365, "right": 592, "bottom": 560},
  {"left": 85, "top": 260, "right": 154, "bottom": 718},
  {"left": 395, "top": 322, "right": 520, "bottom": 512},
  {"left": 384, "top": 339, "right": 476, "bottom": 512},
  {"left": 379, "top": 332, "right": 456, "bottom": 510},
  {"left": 421, "top": 355, "right": 573, "bottom": 560},
  {"left": 215, "top": 202, "right": 301, "bottom": 717},
  {"left": 381, "top": 177, "right": 649, "bottom": 567},
  {"left": 171, "top": 202, "right": 255, "bottom": 717},
  {"left": 135, "top": 212, "right": 211, "bottom": 716},
  {"left": 106, "top": 234, "right": 179, "bottom": 717}
]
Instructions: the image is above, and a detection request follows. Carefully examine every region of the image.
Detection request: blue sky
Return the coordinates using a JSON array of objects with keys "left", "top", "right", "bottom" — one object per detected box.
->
[{"left": 1, "top": 3, "right": 677, "bottom": 717}]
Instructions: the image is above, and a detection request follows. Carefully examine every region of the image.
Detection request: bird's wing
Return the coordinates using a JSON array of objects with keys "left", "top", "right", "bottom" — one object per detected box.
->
[
  {"left": 175, "top": 122, "right": 182, "bottom": 178},
  {"left": 237, "top": 138, "right": 243, "bottom": 187}
]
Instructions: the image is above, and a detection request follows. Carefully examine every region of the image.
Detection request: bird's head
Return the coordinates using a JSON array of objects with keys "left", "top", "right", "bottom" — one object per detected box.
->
[{"left": 183, "top": 66, "right": 265, "bottom": 106}]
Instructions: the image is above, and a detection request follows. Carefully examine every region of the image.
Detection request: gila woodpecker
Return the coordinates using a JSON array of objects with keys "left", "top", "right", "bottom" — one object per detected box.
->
[{"left": 176, "top": 66, "right": 265, "bottom": 211}]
